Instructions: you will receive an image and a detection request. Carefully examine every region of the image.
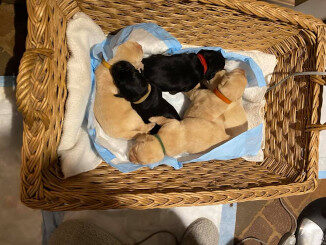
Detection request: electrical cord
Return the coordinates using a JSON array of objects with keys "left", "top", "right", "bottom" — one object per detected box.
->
[
  {"left": 266, "top": 71, "right": 326, "bottom": 92},
  {"left": 134, "top": 71, "right": 326, "bottom": 245}
]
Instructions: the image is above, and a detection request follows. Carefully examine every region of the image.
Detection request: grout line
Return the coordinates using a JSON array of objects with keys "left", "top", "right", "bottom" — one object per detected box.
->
[{"left": 238, "top": 199, "right": 273, "bottom": 238}]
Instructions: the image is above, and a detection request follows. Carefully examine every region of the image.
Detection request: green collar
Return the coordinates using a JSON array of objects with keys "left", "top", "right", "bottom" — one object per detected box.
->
[{"left": 154, "top": 134, "right": 166, "bottom": 155}]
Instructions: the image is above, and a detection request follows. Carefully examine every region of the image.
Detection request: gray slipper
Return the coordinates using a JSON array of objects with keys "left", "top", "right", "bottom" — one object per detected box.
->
[
  {"left": 181, "top": 218, "right": 219, "bottom": 245},
  {"left": 49, "top": 219, "right": 122, "bottom": 245}
]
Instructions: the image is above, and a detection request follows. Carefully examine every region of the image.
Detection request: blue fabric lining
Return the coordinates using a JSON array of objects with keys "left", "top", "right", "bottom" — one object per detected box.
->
[{"left": 94, "top": 23, "right": 182, "bottom": 62}]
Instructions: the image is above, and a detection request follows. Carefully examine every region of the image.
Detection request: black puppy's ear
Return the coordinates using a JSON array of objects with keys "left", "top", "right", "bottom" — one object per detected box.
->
[
  {"left": 198, "top": 49, "right": 205, "bottom": 54},
  {"left": 114, "top": 93, "right": 124, "bottom": 98}
]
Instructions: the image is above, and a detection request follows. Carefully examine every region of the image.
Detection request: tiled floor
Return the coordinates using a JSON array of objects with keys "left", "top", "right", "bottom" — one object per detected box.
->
[
  {"left": 235, "top": 179, "right": 326, "bottom": 245},
  {"left": 0, "top": 3, "right": 42, "bottom": 245}
]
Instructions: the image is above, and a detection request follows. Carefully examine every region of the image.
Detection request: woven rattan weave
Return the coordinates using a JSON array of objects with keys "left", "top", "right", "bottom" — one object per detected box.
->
[{"left": 16, "top": 0, "right": 326, "bottom": 210}]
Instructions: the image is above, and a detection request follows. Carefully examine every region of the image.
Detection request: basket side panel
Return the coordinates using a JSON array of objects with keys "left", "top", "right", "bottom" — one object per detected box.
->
[
  {"left": 76, "top": 0, "right": 303, "bottom": 50},
  {"left": 16, "top": 0, "right": 78, "bottom": 202},
  {"left": 16, "top": 0, "right": 324, "bottom": 210}
]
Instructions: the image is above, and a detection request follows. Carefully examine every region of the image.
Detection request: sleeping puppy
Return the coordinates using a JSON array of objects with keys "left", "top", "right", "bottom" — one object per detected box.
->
[
  {"left": 94, "top": 41, "right": 155, "bottom": 140},
  {"left": 142, "top": 49, "right": 225, "bottom": 93},
  {"left": 129, "top": 117, "right": 229, "bottom": 164},
  {"left": 186, "top": 68, "right": 248, "bottom": 138},
  {"left": 111, "top": 61, "right": 181, "bottom": 134},
  {"left": 185, "top": 68, "right": 247, "bottom": 122},
  {"left": 128, "top": 68, "right": 247, "bottom": 164}
]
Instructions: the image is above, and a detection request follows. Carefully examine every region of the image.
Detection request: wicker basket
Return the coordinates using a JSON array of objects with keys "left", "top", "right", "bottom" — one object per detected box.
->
[{"left": 16, "top": 0, "right": 326, "bottom": 210}]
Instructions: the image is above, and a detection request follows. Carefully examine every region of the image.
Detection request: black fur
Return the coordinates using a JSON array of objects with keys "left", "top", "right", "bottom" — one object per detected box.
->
[
  {"left": 111, "top": 61, "right": 181, "bottom": 134},
  {"left": 142, "top": 49, "right": 225, "bottom": 93}
]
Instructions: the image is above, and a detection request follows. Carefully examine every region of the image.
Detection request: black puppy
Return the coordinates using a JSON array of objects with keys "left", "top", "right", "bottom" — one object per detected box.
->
[
  {"left": 111, "top": 60, "right": 181, "bottom": 134},
  {"left": 142, "top": 49, "right": 225, "bottom": 94}
]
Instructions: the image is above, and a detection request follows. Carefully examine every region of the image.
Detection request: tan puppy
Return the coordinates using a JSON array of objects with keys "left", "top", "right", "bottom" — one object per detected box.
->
[
  {"left": 185, "top": 68, "right": 247, "bottom": 122},
  {"left": 204, "top": 69, "right": 248, "bottom": 137},
  {"left": 94, "top": 41, "right": 154, "bottom": 139},
  {"left": 108, "top": 41, "right": 144, "bottom": 71},
  {"left": 129, "top": 117, "right": 229, "bottom": 164},
  {"left": 129, "top": 68, "right": 248, "bottom": 164}
]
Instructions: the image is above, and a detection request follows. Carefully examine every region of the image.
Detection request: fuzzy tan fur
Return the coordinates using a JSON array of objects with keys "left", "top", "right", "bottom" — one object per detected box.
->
[
  {"left": 129, "top": 117, "right": 229, "bottom": 164},
  {"left": 186, "top": 68, "right": 248, "bottom": 137},
  {"left": 223, "top": 99, "right": 248, "bottom": 137},
  {"left": 129, "top": 68, "right": 248, "bottom": 164},
  {"left": 185, "top": 68, "right": 247, "bottom": 122},
  {"left": 203, "top": 68, "right": 248, "bottom": 137},
  {"left": 129, "top": 69, "right": 247, "bottom": 164},
  {"left": 94, "top": 41, "right": 154, "bottom": 139}
]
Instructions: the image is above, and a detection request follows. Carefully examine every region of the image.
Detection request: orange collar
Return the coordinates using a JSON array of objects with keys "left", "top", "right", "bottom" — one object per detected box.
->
[
  {"left": 213, "top": 88, "right": 232, "bottom": 104},
  {"left": 197, "top": 53, "right": 207, "bottom": 74}
]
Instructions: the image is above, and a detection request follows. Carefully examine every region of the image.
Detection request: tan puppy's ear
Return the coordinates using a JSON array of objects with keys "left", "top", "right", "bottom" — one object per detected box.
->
[
  {"left": 134, "top": 42, "right": 143, "bottom": 52},
  {"left": 184, "top": 83, "right": 200, "bottom": 98},
  {"left": 206, "top": 69, "right": 226, "bottom": 90},
  {"left": 149, "top": 116, "right": 176, "bottom": 125},
  {"left": 129, "top": 144, "right": 140, "bottom": 163},
  {"left": 213, "top": 69, "right": 226, "bottom": 81}
]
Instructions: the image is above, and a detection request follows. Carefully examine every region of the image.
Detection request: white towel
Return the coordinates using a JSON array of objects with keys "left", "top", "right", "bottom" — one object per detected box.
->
[{"left": 57, "top": 13, "right": 105, "bottom": 178}]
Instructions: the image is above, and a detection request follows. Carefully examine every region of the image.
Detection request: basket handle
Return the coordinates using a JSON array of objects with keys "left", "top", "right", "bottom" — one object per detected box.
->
[
  {"left": 306, "top": 123, "right": 326, "bottom": 132},
  {"left": 306, "top": 76, "right": 325, "bottom": 132},
  {"left": 16, "top": 48, "right": 53, "bottom": 130}
]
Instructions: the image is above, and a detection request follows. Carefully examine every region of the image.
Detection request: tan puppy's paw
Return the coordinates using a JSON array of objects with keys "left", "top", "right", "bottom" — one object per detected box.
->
[
  {"left": 149, "top": 116, "right": 169, "bottom": 125},
  {"left": 138, "top": 122, "right": 156, "bottom": 134},
  {"left": 149, "top": 116, "right": 178, "bottom": 126}
]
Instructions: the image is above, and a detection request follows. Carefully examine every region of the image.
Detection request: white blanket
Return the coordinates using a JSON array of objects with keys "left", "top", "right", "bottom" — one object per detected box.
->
[
  {"left": 58, "top": 13, "right": 277, "bottom": 178},
  {"left": 57, "top": 13, "right": 104, "bottom": 177}
]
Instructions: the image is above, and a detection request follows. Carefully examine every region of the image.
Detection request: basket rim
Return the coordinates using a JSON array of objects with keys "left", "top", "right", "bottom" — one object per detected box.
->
[
  {"left": 16, "top": 0, "right": 325, "bottom": 210},
  {"left": 21, "top": 177, "right": 317, "bottom": 211}
]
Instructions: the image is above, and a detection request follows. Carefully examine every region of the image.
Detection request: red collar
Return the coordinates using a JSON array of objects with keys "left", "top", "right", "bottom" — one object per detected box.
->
[{"left": 197, "top": 53, "right": 208, "bottom": 74}]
